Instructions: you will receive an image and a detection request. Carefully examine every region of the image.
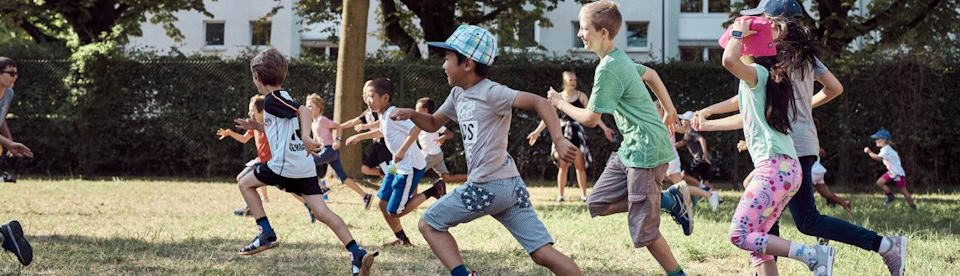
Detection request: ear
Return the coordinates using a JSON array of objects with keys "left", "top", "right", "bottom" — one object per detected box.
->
[{"left": 464, "top": 58, "right": 476, "bottom": 73}]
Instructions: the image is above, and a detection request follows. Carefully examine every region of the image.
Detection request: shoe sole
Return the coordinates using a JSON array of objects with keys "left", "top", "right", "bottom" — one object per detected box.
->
[
  {"left": 676, "top": 184, "right": 694, "bottom": 235},
  {"left": 3, "top": 221, "right": 32, "bottom": 265},
  {"left": 364, "top": 195, "right": 373, "bottom": 210},
  {"left": 897, "top": 237, "right": 907, "bottom": 276},
  {"left": 358, "top": 250, "right": 379, "bottom": 276},
  {"left": 819, "top": 246, "right": 835, "bottom": 276},
  {"left": 238, "top": 241, "right": 279, "bottom": 256}
]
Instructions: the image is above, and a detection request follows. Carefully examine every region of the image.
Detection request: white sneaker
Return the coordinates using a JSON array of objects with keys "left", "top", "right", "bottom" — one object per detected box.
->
[
  {"left": 556, "top": 196, "right": 565, "bottom": 202},
  {"left": 580, "top": 195, "right": 588, "bottom": 201},
  {"left": 709, "top": 191, "right": 720, "bottom": 211},
  {"left": 880, "top": 236, "right": 907, "bottom": 276},
  {"left": 808, "top": 245, "right": 835, "bottom": 276}
]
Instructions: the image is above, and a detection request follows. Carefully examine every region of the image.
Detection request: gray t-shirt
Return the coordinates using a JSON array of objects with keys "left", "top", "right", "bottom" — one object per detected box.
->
[
  {"left": 436, "top": 79, "right": 520, "bottom": 183},
  {"left": 788, "top": 57, "right": 828, "bottom": 157},
  {"left": 0, "top": 88, "right": 15, "bottom": 125}
]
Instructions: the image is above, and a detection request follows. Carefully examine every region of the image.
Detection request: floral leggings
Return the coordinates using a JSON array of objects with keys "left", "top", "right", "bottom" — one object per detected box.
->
[{"left": 728, "top": 154, "right": 801, "bottom": 266}]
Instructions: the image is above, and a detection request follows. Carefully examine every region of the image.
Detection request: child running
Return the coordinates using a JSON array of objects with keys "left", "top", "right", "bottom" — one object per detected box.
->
[
  {"left": 391, "top": 24, "right": 582, "bottom": 275},
  {"left": 232, "top": 48, "right": 377, "bottom": 275},
  {"left": 695, "top": 17, "right": 834, "bottom": 275},
  {"left": 864, "top": 129, "right": 916, "bottom": 209},
  {"left": 341, "top": 107, "right": 392, "bottom": 178},
  {"left": 676, "top": 112, "right": 717, "bottom": 190},
  {"left": 346, "top": 78, "right": 447, "bottom": 248},
  {"left": 415, "top": 97, "right": 467, "bottom": 184},
  {"left": 305, "top": 93, "right": 374, "bottom": 209}
]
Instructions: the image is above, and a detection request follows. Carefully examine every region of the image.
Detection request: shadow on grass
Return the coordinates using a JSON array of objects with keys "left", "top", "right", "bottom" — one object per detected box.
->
[{"left": 14, "top": 234, "right": 637, "bottom": 275}]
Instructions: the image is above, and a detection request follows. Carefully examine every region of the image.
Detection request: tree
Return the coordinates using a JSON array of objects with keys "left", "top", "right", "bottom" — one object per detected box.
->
[
  {"left": 0, "top": 0, "right": 212, "bottom": 47},
  {"left": 296, "top": 0, "right": 590, "bottom": 59},
  {"left": 732, "top": 0, "right": 960, "bottom": 57}
]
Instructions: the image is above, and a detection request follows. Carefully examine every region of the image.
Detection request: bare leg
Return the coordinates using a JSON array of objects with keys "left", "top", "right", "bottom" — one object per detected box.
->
[
  {"left": 389, "top": 194, "right": 430, "bottom": 218},
  {"left": 573, "top": 153, "right": 588, "bottom": 199},
  {"left": 756, "top": 261, "right": 780, "bottom": 276},
  {"left": 341, "top": 178, "right": 368, "bottom": 198},
  {"left": 664, "top": 174, "right": 684, "bottom": 185},
  {"left": 530, "top": 245, "right": 583, "bottom": 275},
  {"left": 875, "top": 177, "right": 892, "bottom": 194},
  {"left": 304, "top": 194, "right": 355, "bottom": 245},
  {"left": 646, "top": 235, "right": 680, "bottom": 272},
  {"left": 681, "top": 172, "right": 700, "bottom": 188},
  {"left": 238, "top": 173, "right": 268, "bottom": 218},
  {"left": 898, "top": 187, "right": 916, "bottom": 206},
  {"left": 379, "top": 200, "right": 404, "bottom": 232},
  {"left": 440, "top": 173, "right": 468, "bottom": 183},
  {"left": 557, "top": 159, "right": 570, "bottom": 199},
  {"left": 419, "top": 219, "right": 464, "bottom": 270},
  {"left": 361, "top": 165, "right": 382, "bottom": 177},
  {"left": 814, "top": 183, "right": 851, "bottom": 212},
  {"left": 260, "top": 186, "right": 270, "bottom": 202},
  {"left": 686, "top": 186, "right": 711, "bottom": 199}
]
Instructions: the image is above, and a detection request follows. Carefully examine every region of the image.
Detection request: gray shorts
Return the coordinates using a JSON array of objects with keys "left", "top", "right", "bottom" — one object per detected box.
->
[
  {"left": 424, "top": 153, "right": 450, "bottom": 175},
  {"left": 587, "top": 153, "right": 667, "bottom": 248},
  {"left": 422, "top": 176, "right": 553, "bottom": 254}
]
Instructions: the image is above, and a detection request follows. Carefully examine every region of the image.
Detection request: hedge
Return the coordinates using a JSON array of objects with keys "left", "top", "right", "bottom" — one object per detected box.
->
[{"left": 7, "top": 53, "right": 958, "bottom": 188}]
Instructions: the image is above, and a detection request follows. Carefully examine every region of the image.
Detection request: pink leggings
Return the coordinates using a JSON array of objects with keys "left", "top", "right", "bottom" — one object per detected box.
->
[{"left": 728, "top": 154, "right": 801, "bottom": 266}]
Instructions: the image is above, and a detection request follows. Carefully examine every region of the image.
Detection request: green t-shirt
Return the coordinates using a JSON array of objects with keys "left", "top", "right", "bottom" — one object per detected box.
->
[
  {"left": 587, "top": 48, "right": 674, "bottom": 168},
  {"left": 738, "top": 64, "right": 798, "bottom": 165}
]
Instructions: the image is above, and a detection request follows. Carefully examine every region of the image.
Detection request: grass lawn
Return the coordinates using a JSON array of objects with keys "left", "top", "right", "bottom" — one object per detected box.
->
[{"left": 0, "top": 178, "right": 957, "bottom": 275}]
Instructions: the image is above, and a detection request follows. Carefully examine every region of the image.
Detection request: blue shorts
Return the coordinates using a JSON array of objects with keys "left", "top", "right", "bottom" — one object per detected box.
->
[
  {"left": 312, "top": 145, "right": 348, "bottom": 181},
  {"left": 377, "top": 168, "right": 426, "bottom": 215}
]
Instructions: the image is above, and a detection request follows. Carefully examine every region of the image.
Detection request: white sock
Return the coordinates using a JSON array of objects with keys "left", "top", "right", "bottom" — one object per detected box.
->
[
  {"left": 699, "top": 182, "right": 708, "bottom": 190},
  {"left": 787, "top": 242, "right": 817, "bottom": 266},
  {"left": 878, "top": 237, "right": 892, "bottom": 253}
]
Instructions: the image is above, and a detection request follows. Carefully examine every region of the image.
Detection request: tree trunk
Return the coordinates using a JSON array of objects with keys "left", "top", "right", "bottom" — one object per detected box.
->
[{"left": 334, "top": 0, "right": 370, "bottom": 177}]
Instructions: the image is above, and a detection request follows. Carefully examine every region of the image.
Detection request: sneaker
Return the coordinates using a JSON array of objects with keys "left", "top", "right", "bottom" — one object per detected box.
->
[
  {"left": 304, "top": 203, "right": 316, "bottom": 224},
  {"left": 807, "top": 245, "right": 835, "bottom": 276},
  {"left": 556, "top": 196, "right": 565, "bottom": 202},
  {"left": 708, "top": 191, "right": 720, "bottom": 211},
  {"left": 910, "top": 204, "right": 917, "bottom": 210},
  {"left": 880, "top": 236, "right": 907, "bottom": 276},
  {"left": 432, "top": 179, "right": 447, "bottom": 199},
  {"left": 817, "top": 237, "right": 830, "bottom": 246},
  {"left": 381, "top": 239, "right": 412, "bottom": 248},
  {"left": 233, "top": 207, "right": 252, "bottom": 217},
  {"left": 668, "top": 183, "right": 694, "bottom": 236},
  {"left": 885, "top": 193, "right": 895, "bottom": 206},
  {"left": 363, "top": 194, "right": 373, "bottom": 210},
  {"left": 580, "top": 195, "right": 588, "bottom": 201},
  {"left": 238, "top": 228, "right": 278, "bottom": 256},
  {"left": 1, "top": 221, "right": 32, "bottom": 266},
  {"left": 351, "top": 249, "right": 379, "bottom": 276},
  {"left": 1, "top": 172, "right": 15, "bottom": 183}
]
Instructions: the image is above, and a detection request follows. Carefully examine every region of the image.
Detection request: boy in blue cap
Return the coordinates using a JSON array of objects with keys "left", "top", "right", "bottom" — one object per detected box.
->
[
  {"left": 864, "top": 129, "right": 916, "bottom": 209},
  {"left": 390, "top": 24, "right": 583, "bottom": 276}
]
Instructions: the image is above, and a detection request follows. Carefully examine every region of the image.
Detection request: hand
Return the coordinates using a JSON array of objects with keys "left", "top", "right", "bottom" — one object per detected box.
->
[
  {"left": 332, "top": 141, "right": 341, "bottom": 150},
  {"left": 692, "top": 109, "right": 711, "bottom": 131},
  {"left": 526, "top": 132, "right": 539, "bottom": 146},
  {"left": 736, "top": 140, "right": 748, "bottom": 152},
  {"left": 354, "top": 124, "right": 366, "bottom": 132},
  {"left": 435, "top": 137, "right": 448, "bottom": 146},
  {"left": 234, "top": 118, "right": 258, "bottom": 130},
  {"left": 346, "top": 135, "right": 360, "bottom": 146},
  {"left": 6, "top": 142, "right": 33, "bottom": 158},
  {"left": 393, "top": 149, "right": 406, "bottom": 163},
  {"left": 553, "top": 137, "right": 578, "bottom": 164},
  {"left": 216, "top": 128, "right": 230, "bottom": 140},
  {"left": 302, "top": 136, "right": 319, "bottom": 153},
  {"left": 732, "top": 17, "right": 758, "bottom": 38},
  {"left": 546, "top": 87, "right": 563, "bottom": 107},
  {"left": 389, "top": 108, "right": 416, "bottom": 121},
  {"left": 602, "top": 127, "right": 616, "bottom": 142},
  {"left": 863, "top": 147, "right": 871, "bottom": 154},
  {"left": 662, "top": 108, "right": 678, "bottom": 134}
]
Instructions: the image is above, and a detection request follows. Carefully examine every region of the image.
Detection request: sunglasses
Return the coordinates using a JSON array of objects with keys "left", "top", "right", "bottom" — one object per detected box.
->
[{"left": 0, "top": 71, "right": 17, "bottom": 77}]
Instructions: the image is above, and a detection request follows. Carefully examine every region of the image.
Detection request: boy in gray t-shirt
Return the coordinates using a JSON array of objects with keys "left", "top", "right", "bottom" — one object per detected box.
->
[{"left": 390, "top": 25, "right": 582, "bottom": 275}]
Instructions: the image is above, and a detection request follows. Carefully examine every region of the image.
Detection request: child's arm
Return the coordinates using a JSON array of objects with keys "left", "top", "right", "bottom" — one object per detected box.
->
[
  {"left": 698, "top": 135, "right": 711, "bottom": 163},
  {"left": 697, "top": 114, "right": 744, "bottom": 132},
  {"left": 389, "top": 109, "right": 450, "bottom": 133},
  {"left": 580, "top": 92, "right": 616, "bottom": 142},
  {"left": 217, "top": 128, "right": 253, "bottom": 143},
  {"left": 526, "top": 120, "right": 547, "bottom": 145},
  {"left": 436, "top": 128, "right": 454, "bottom": 146},
  {"left": 340, "top": 115, "right": 363, "bottom": 129},
  {"left": 0, "top": 135, "right": 32, "bottom": 158},
  {"left": 721, "top": 18, "right": 759, "bottom": 87},
  {"left": 394, "top": 126, "right": 422, "bottom": 163},
  {"left": 515, "top": 91, "right": 578, "bottom": 163},
  {"left": 297, "top": 106, "right": 318, "bottom": 153},
  {"left": 863, "top": 147, "right": 883, "bottom": 161},
  {"left": 234, "top": 118, "right": 265, "bottom": 132},
  {"left": 641, "top": 67, "right": 679, "bottom": 133},
  {"left": 697, "top": 95, "right": 739, "bottom": 123},
  {"left": 345, "top": 129, "right": 383, "bottom": 146},
  {"left": 812, "top": 70, "right": 844, "bottom": 108}
]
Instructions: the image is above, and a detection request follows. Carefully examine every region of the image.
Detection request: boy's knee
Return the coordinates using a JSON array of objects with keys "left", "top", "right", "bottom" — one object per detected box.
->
[{"left": 418, "top": 218, "right": 437, "bottom": 234}]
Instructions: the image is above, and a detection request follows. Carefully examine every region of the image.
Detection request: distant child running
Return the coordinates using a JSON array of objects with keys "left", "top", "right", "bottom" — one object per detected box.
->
[
  {"left": 415, "top": 97, "right": 467, "bottom": 184},
  {"left": 864, "top": 129, "right": 916, "bottom": 209},
  {"left": 305, "top": 93, "right": 374, "bottom": 209}
]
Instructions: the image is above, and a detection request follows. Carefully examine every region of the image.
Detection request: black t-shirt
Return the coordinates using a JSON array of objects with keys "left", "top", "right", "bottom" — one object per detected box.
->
[{"left": 684, "top": 130, "right": 705, "bottom": 161}]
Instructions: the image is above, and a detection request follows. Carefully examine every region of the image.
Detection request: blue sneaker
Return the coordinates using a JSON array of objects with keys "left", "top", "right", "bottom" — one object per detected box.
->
[
  {"left": 668, "top": 183, "right": 694, "bottom": 236},
  {"left": 351, "top": 248, "right": 379, "bottom": 276},
  {"left": 1, "top": 221, "right": 32, "bottom": 266},
  {"left": 238, "top": 227, "right": 278, "bottom": 256}
]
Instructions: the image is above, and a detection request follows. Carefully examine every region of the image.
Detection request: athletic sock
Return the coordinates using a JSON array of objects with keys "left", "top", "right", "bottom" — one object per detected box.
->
[
  {"left": 394, "top": 230, "right": 409, "bottom": 242},
  {"left": 666, "top": 265, "right": 686, "bottom": 276},
  {"left": 255, "top": 217, "right": 273, "bottom": 233},
  {"left": 451, "top": 264, "right": 470, "bottom": 276},
  {"left": 787, "top": 242, "right": 817, "bottom": 266},
  {"left": 699, "top": 183, "right": 709, "bottom": 190},
  {"left": 878, "top": 237, "right": 892, "bottom": 253},
  {"left": 423, "top": 186, "right": 439, "bottom": 198},
  {"left": 886, "top": 193, "right": 895, "bottom": 200},
  {"left": 345, "top": 240, "right": 362, "bottom": 256}
]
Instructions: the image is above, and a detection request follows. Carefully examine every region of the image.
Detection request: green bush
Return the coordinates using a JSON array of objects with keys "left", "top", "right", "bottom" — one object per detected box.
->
[{"left": 7, "top": 53, "right": 957, "bottom": 189}]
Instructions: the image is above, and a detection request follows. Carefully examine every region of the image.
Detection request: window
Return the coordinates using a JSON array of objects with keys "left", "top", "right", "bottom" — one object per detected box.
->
[
  {"left": 681, "top": 0, "right": 703, "bottom": 13},
  {"left": 518, "top": 19, "right": 537, "bottom": 47},
  {"left": 250, "top": 21, "right": 271, "bottom": 46},
  {"left": 302, "top": 46, "right": 339, "bottom": 61},
  {"left": 682, "top": 0, "right": 730, "bottom": 13},
  {"left": 205, "top": 22, "right": 224, "bottom": 46},
  {"left": 707, "top": 48, "right": 724, "bottom": 62},
  {"left": 679, "top": 46, "right": 724, "bottom": 62},
  {"left": 679, "top": 47, "right": 705, "bottom": 62},
  {"left": 572, "top": 21, "right": 584, "bottom": 48},
  {"left": 626, "top": 22, "right": 649, "bottom": 48}
]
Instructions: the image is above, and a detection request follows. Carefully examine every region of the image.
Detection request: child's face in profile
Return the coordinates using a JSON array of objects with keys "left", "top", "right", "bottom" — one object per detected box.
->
[
  {"left": 307, "top": 101, "right": 321, "bottom": 117},
  {"left": 441, "top": 51, "right": 467, "bottom": 87},
  {"left": 363, "top": 85, "right": 390, "bottom": 112},
  {"left": 248, "top": 102, "right": 264, "bottom": 123},
  {"left": 576, "top": 14, "right": 607, "bottom": 54},
  {"left": 874, "top": 138, "right": 887, "bottom": 147}
]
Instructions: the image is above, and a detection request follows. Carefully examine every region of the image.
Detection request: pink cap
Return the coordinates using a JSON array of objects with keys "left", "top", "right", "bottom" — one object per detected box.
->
[{"left": 718, "top": 16, "right": 777, "bottom": 57}]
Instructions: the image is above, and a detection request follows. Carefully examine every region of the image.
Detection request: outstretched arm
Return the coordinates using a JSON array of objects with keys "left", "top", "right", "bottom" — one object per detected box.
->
[
  {"left": 345, "top": 129, "right": 383, "bottom": 145},
  {"left": 697, "top": 114, "right": 743, "bottom": 132},
  {"left": 218, "top": 128, "right": 253, "bottom": 143},
  {"left": 390, "top": 109, "right": 450, "bottom": 133}
]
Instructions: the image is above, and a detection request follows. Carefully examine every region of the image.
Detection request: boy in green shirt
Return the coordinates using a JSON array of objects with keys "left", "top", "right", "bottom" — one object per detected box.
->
[{"left": 547, "top": 1, "right": 688, "bottom": 275}]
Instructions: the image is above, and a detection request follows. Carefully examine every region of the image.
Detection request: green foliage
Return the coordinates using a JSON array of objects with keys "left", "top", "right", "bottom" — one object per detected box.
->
[{"left": 8, "top": 53, "right": 959, "bottom": 188}]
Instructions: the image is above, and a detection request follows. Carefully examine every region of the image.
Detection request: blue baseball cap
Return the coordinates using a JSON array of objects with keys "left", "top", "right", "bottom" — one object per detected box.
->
[
  {"left": 871, "top": 129, "right": 892, "bottom": 140},
  {"left": 427, "top": 24, "right": 498, "bottom": 66},
  {"left": 741, "top": 0, "right": 805, "bottom": 17}
]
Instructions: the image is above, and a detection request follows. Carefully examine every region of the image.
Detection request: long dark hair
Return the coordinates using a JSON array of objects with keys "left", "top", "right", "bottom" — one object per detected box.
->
[{"left": 753, "top": 16, "right": 818, "bottom": 134}]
